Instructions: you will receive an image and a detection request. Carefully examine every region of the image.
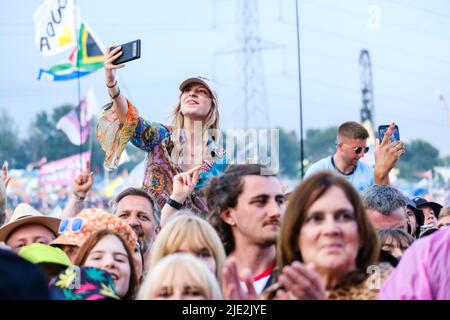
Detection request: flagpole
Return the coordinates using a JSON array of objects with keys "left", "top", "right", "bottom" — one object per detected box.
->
[
  {"left": 295, "top": 0, "right": 305, "bottom": 179},
  {"left": 74, "top": 0, "right": 83, "bottom": 169}
]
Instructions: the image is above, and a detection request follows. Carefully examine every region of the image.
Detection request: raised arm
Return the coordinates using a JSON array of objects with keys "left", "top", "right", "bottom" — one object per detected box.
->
[
  {"left": 61, "top": 160, "right": 93, "bottom": 219},
  {"left": 374, "top": 122, "right": 405, "bottom": 185},
  {"left": 104, "top": 45, "right": 128, "bottom": 123}
]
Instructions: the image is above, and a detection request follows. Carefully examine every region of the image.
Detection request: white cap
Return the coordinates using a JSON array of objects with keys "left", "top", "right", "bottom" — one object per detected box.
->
[{"left": 179, "top": 76, "right": 218, "bottom": 101}]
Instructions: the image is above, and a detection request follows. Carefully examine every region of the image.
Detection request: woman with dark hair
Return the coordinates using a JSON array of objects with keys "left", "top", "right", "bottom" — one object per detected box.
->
[
  {"left": 74, "top": 229, "right": 138, "bottom": 300},
  {"left": 265, "top": 171, "right": 391, "bottom": 300}
]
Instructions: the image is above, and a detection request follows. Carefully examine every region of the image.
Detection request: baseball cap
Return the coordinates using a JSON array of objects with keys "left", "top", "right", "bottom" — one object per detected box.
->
[
  {"left": 19, "top": 243, "right": 72, "bottom": 268},
  {"left": 412, "top": 197, "right": 443, "bottom": 218},
  {"left": 179, "top": 76, "right": 218, "bottom": 100},
  {"left": 0, "top": 203, "right": 61, "bottom": 243},
  {"left": 51, "top": 208, "right": 137, "bottom": 252}
]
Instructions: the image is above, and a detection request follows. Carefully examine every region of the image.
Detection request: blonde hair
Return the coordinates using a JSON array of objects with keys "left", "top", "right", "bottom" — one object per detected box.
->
[
  {"left": 438, "top": 206, "right": 450, "bottom": 219},
  {"left": 148, "top": 212, "right": 226, "bottom": 284},
  {"left": 137, "top": 253, "right": 223, "bottom": 300}
]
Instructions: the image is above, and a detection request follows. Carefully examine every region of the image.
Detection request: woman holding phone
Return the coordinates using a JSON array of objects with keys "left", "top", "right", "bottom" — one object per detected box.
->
[{"left": 98, "top": 45, "right": 227, "bottom": 218}]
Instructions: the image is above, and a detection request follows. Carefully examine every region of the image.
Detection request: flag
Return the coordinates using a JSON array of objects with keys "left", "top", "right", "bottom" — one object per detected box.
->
[
  {"left": 76, "top": 23, "right": 104, "bottom": 70},
  {"left": 33, "top": 0, "right": 78, "bottom": 57},
  {"left": 56, "top": 87, "right": 99, "bottom": 145},
  {"left": 38, "top": 151, "right": 90, "bottom": 186},
  {"left": 37, "top": 22, "right": 104, "bottom": 81}
]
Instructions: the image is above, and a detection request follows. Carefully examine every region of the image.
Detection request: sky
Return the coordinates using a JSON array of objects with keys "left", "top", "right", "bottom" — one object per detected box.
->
[{"left": 1, "top": 0, "right": 450, "bottom": 158}]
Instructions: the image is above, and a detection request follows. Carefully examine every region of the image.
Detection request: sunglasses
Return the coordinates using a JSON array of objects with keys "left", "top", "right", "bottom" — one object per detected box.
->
[
  {"left": 59, "top": 218, "right": 86, "bottom": 234},
  {"left": 339, "top": 143, "right": 369, "bottom": 155},
  {"left": 352, "top": 146, "right": 370, "bottom": 154}
]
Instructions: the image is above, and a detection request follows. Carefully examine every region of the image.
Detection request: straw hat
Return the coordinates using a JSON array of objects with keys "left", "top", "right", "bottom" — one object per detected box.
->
[{"left": 0, "top": 203, "right": 61, "bottom": 242}]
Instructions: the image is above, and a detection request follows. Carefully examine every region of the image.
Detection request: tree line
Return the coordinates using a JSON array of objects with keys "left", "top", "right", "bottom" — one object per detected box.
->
[{"left": 0, "top": 106, "right": 447, "bottom": 182}]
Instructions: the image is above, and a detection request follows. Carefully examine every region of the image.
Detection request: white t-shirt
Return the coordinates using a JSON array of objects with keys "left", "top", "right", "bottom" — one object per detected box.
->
[{"left": 305, "top": 156, "right": 374, "bottom": 193}]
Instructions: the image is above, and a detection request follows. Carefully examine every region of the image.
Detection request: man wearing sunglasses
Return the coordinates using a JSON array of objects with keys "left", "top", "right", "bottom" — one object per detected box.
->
[{"left": 305, "top": 121, "right": 404, "bottom": 192}]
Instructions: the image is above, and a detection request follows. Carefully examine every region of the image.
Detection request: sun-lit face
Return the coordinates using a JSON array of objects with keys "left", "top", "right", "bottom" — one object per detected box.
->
[
  {"left": 177, "top": 240, "right": 216, "bottom": 275},
  {"left": 152, "top": 271, "right": 208, "bottom": 300},
  {"left": 298, "top": 186, "right": 359, "bottom": 278},
  {"left": 224, "top": 175, "right": 285, "bottom": 248},
  {"left": 84, "top": 234, "right": 132, "bottom": 298},
  {"left": 180, "top": 83, "right": 213, "bottom": 120},
  {"left": 6, "top": 224, "right": 56, "bottom": 253},
  {"left": 421, "top": 206, "right": 438, "bottom": 226},
  {"left": 338, "top": 138, "right": 368, "bottom": 166},
  {"left": 116, "top": 195, "right": 157, "bottom": 248}
]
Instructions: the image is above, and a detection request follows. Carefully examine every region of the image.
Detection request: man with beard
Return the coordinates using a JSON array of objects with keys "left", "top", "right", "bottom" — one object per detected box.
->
[
  {"left": 305, "top": 121, "right": 405, "bottom": 192},
  {"left": 206, "top": 164, "right": 285, "bottom": 294},
  {"left": 110, "top": 187, "right": 160, "bottom": 255}
]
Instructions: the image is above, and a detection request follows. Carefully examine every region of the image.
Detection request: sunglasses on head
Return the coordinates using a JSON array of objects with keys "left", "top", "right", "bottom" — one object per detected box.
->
[{"left": 58, "top": 217, "right": 86, "bottom": 234}]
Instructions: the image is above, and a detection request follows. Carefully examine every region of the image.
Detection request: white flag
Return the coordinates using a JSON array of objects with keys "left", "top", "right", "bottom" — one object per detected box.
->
[{"left": 33, "top": 0, "right": 78, "bottom": 57}]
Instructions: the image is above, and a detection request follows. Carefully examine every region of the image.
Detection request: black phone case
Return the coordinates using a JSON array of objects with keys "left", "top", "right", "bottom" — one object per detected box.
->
[{"left": 112, "top": 39, "right": 141, "bottom": 65}]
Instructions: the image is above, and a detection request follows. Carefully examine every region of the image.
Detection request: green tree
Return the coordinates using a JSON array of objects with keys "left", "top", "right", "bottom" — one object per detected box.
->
[
  {"left": 304, "top": 126, "right": 337, "bottom": 163},
  {"left": 397, "top": 139, "right": 440, "bottom": 180},
  {"left": 0, "top": 108, "right": 29, "bottom": 168},
  {"left": 278, "top": 128, "right": 300, "bottom": 178},
  {"left": 25, "top": 104, "right": 81, "bottom": 163}
]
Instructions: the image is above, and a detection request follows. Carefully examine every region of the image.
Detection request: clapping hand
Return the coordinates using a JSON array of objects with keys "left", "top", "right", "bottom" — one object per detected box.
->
[
  {"left": 274, "top": 261, "right": 326, "bottom": 300},
  {"left": 223, "top": 256, "right": 260, "bottom": 300}
]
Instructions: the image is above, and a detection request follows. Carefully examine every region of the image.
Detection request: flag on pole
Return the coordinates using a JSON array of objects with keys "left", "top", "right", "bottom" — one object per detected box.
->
[
  {"left": 37, "top": 23, "right": 104, "bottom": 81},
  {"left": 56, "top": 87, "right": 99, "bottom": 145},
  {"left": 33, "top": 0, "right": 78, "bottom": 57}
]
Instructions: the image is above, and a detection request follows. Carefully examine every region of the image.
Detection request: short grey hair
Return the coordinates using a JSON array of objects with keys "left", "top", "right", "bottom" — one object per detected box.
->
[{"left": 361, "top": 184, "right": 407, "bottom": 216}]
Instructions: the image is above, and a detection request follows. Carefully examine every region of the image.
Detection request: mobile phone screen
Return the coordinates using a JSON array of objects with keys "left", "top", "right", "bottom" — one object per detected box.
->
[{"left": 378, "top": 125, "right": 400, "bottom": 142}]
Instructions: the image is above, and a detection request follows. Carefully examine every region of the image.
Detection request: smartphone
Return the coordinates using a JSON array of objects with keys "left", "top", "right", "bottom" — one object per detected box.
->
[
  {"left": 378, "top": 125, "right": 400, "bottom": 142},
  {"left": 111, "top": 39, "right": 141, "bottom": 65}
]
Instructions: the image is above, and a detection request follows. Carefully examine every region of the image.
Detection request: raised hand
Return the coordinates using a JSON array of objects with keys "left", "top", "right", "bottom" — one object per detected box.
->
[
  {"left": 104, "top": 45, "right": 125, "bottom": 87},
  {"left": 170, "top": 165, "right": 202, "bottom": 203},
  {"left": 73, "top": 160, "right": 94, "bottom": 199},
  {"left": 2, "top": 162, "right": 11, "bottom": 190},
  {"left": 223, "top": 256, "right": 260, "bottom": 300},
  {"left": 375, "top": 122, "right": 405, "bottom": 184}
]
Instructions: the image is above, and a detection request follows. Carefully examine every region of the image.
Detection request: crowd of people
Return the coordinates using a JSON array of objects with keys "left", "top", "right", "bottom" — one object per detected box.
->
[{"left": 1, "top": 46, "right": 449, "bottom": 300}]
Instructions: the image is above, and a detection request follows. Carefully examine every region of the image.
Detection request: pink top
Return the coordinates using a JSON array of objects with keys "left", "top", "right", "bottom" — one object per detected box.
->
[{"left": 379, "top": 228, "right": 450, "bottom": 300}]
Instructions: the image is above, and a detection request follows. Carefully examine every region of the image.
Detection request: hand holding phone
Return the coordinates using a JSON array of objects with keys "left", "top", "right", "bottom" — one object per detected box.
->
[
  {"left": 111, "top": 39, "right": 141, "bottom": 65},
  {"left": 378, "top": 124, "right": 400, "bottom": 143}
]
